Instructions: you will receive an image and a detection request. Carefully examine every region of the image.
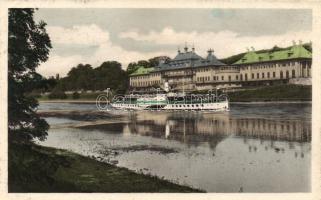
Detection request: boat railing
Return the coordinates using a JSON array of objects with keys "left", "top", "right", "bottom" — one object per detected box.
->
[{"left": 168, "top": 94, "right": 228, "bottom": 104}]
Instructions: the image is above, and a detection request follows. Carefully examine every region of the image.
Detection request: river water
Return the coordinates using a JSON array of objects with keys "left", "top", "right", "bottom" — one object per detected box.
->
[{"left": 37, "top": 102, "right": 311, "bottom": 192}]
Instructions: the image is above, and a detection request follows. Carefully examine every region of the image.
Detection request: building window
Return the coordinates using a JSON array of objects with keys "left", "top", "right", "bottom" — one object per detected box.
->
[
  {"left": 257, "top": 73, "right": 259, "bottom": 79},
  {"left": 292, "top": 70, "right": 296, "bottom": 78},
  {"left": 228, "top": 76, "right": 231, "bottom": 81},
  {"left": 262, "top": 73, "right": 264, "bottom": 78},
  {"left": 221, "top": 76, "right": 224, "bottom": 81},
  {"left": 273, "top": 72, "right": 276, "bottom": 78},
  {"left": 286, "top": 71, "right": 289, "bottom": 78},
  {"left": 280, "top": 71, "right": 283, "bottom": 79},
  {"left": 245, "top": 74, "right": 248, "bottom": 81},
  {"left": 236, "top": 75, "right": 239, "bottom": 80},
  {"left": 267, "top": 72, "right": 270, "bottom": 78},
  {"left": 252, "top": 73, "right": 254, "bottom": 79},
  {"left": 213, "top": 76, "right": 216, "bottom": 81},
  {"left": 240, "top": 74, "right": 243, "bottom": 81}
]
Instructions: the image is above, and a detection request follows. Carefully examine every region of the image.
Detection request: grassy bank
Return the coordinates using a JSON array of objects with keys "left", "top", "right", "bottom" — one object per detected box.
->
[
  {"left": 227, "top": 85, "right": 311, "bottom": 102},
  {"left": 8, "top": 142, "right": 202, "bottom": 193}
]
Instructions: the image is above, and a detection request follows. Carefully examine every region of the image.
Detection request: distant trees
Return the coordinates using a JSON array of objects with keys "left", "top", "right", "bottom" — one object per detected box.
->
[
  {"left": 8, "top": 8, "right": 52, "bottom": 142},
  {"left": 48, "top": 88, "right": 67, "bottom": 99},
  {"left": 126, "top": 56, "right": 170, "bottom": 74},
  {"left": 55, "top": 61, "right": 128, "bottom": 94},
  {"left": 48, "top": 56, "right": 172, "bottom": 94}
]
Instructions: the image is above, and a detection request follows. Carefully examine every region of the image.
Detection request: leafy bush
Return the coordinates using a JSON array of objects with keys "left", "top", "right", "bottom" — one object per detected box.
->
[
  {"left": 26, "top": 90, "right": 42, "bottom": 98},
  {"left": 72, "top": 92, "right": 80, "bottom": 99},
  {"left": 48, "top": 89, "right": 67, "bottom": 99}
]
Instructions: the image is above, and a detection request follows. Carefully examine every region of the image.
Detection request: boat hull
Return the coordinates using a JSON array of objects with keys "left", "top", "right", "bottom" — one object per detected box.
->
[
  {"left": 164, "top": 101, "right": 229, "bottom": 111},
  {"left": 111, "top": 101, "right": 229, "bottom": 112}
]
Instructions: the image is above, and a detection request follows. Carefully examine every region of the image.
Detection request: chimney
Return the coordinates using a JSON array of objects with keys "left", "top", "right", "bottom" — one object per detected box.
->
[
  {"left": 207, "top": 48, "right": 214, "bottom": 55},
  {"left": 184, "top": 42, "right": 188, "bottom": 52}
]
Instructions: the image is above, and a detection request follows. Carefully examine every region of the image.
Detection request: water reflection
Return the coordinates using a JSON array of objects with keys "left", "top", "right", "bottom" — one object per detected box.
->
[
  {"left": 125, "top": 111, "right": 311, "bottom": 151},
  {"left": 38, "top": 103, "right": 311, "bottom": 192}
]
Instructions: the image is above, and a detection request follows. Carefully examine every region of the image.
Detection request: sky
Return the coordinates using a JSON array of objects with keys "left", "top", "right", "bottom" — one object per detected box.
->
[{"left": 34, "top": 8, "right": 312, "bottom": 77}]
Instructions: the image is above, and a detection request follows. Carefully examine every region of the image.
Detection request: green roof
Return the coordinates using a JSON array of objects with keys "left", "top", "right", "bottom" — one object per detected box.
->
[
  {"left": 130, "top": 66, "right": 154, "bottom": 76},
  {"left": 234, "top": 44, "right": 312, "bottom": 65}
]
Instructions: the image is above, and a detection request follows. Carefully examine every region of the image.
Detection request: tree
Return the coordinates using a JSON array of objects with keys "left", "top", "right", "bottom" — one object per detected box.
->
[
  {"left": 126, "top": 56, "right": 171, "bottom": 75},
  {"left": 94, "top": 61, "right": 128, "bottom": 92},
  {"left": 8, "top": 9, "right": 52, "bottom": 142},
  {"left": 126, "top": 62, "right": 139, "bottom": 74},
  {"left": 148, "top": 56, "right": 170, "bottom": 67}
]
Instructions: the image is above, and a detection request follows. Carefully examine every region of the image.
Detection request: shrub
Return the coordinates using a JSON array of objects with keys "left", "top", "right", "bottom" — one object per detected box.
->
[
  {"left": 26, "top": 90, "right": 42, "bottom": 98},
  {"left": 72, "top": 92, "right": 80, "bottom": 99},
  {"left": 48, "top": 89, "right": 67, "bottom": 99}
]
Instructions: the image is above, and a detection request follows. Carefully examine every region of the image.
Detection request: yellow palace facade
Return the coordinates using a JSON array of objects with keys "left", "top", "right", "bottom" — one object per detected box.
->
[{"left": 129, "top": 42, "right": 312, "bottom": 91}]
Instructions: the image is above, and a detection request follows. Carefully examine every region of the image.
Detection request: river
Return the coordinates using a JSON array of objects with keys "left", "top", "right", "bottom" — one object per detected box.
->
[{"left": 37, "top": 102, "right": 311, "bottom": 192}]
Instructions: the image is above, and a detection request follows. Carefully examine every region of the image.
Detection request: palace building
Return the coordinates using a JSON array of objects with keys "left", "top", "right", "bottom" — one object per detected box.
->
[{"left": 129, "top": 42, "right": 312, "bottom": 91}]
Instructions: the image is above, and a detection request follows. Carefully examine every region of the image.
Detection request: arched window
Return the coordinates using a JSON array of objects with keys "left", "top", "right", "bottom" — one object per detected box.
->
[
  {"left": 245, "top": 74, "right": 248, "bottom": 81},
  {"left": 240, "top": 74, "right": 243, "bottom": 81},
  {"left": 286, "top": 70, "right": 289, "bottom": 78},
  {"left": 267, "top": 72, "right": 270, "bottom": 78},
  {"left": 292, "top": 70, "right": 295, "bottom": 78},
  {"left": 280, "top": 71, "right": 283, "bottom": 79}
]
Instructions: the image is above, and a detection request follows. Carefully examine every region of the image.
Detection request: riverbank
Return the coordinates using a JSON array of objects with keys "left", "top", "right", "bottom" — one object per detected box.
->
[
  {"left": 38, "top": 85, "right": 311, "bottom": 103},
  {"left": 8, "top": 142, "right": 202, "bottom": 192}
]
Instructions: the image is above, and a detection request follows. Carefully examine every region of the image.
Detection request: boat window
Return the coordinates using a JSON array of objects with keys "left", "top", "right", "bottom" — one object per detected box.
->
[
  {"left": 201, "top": 104, "right": 204, "bottom": 107},
  {"left": 192, "top": 105, "right": 194, "bottom": 107},
  {"left": 196, "top": 104, "right": 199, "bottom": 107}
]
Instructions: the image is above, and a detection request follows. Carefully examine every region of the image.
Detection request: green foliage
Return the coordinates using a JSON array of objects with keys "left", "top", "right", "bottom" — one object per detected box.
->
[
  {"left": 219, "top": 53, "right": 246, "bottom": 65},
  {"left": 8, "top": 8, "right": 52, "bottom": 142},
  {"left": 72, "top": 92, "right": 80, "bottom": 99},
  {"left": 41, "top": 76, "right": 58, "bottom": 92},
  {"left": 48, "top": 88, "right": 67, "bottom": 99},
  {"left": 303, "top": 43, "right": 312, "bottom": 52},
  {"left": 126, "top": 56, "right": 170, "bottom": 74},
  {"left": 56, "top": 61, "right": 128, "bottom": 94},
  {"left": 9, "top": 142, "right": 202, "bottom": 192}
]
